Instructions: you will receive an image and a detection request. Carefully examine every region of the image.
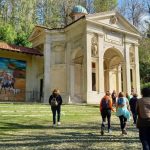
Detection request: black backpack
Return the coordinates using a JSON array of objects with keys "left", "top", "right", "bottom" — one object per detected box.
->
[
  {"left": 51, "top": 97, "right": 58, "bottom": 107},
  {"left": 101, "top": 98, "right": 110, "bottom": 109}
]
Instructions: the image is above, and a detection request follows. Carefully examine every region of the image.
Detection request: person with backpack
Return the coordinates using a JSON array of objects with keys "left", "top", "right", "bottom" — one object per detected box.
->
[
  {"left": 116, "top": 92, "right": 130, "bottom": 135},
  {"left": 100, "top": 91, "right": 114, "bottom": 135},
  {"left": 49, "top": 89, "right": 62, "bottom": 127}
]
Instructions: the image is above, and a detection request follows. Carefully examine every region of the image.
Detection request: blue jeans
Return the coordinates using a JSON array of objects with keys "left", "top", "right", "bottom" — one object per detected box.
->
[{"left": 139, "top": 127, "right": 150, "bottom": 150}]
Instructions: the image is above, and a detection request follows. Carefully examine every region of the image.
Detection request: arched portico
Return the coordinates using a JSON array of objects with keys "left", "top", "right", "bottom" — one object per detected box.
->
[{"left": 104, "top": 48, "right": 124, "bottom": 94}]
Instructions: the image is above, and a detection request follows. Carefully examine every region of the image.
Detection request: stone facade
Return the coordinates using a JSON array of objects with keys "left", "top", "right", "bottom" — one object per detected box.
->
[{"left": 29, "top": 11, "right": 141, "bottom": 104}]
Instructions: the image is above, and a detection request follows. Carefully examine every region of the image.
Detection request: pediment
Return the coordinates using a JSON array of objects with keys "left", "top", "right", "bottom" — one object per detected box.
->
[{"left": 86, "top": 11, "right": 140, "bottom": 36}]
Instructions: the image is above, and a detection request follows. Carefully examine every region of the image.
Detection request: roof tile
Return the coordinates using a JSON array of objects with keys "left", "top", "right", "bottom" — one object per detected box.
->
[{"left": 0, "top": 42, "right": 43, "bottom": 56}]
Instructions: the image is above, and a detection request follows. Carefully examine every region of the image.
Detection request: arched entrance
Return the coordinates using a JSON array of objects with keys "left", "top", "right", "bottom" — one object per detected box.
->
[
  {"left": 71, "top": 48, "right": 84, "bottom": 103},
  {"left": 104, "top": 48, "right": 124, "bottom": 94}
]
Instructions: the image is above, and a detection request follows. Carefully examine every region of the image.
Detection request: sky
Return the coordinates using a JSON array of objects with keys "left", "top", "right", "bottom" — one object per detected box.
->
[{"left": 118, "top": 0, "right": 122, "bottom": 6}]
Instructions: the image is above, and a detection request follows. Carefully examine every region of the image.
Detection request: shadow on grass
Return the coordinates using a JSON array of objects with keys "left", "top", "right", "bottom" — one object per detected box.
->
[
  {"left": 0, "top": 122, "right": 50, "bottom": 130},
  {"left": 0, "top": 121, "right": 141, "bottom": 149},
  {"left": 0, "top": 121, "right": 139, "bottom": 132}
]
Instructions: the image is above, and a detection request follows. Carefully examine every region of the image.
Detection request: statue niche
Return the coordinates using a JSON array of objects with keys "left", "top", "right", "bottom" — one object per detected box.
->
[{"left": 91, "top": 35, "right": 98, "bottom": 57}]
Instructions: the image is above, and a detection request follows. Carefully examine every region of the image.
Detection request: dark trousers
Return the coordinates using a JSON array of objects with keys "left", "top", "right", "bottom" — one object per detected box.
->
[
  {"left": 112, "top": 98, "right": 116, "bottom": 106},
  {"left": 101, "top": 109, "right": 111, "bottom": 130},
  {"left": 139, "top": 127, "right": 150, "bottom": 150},
  {"left": 131, "top": 111, "right": 137, "bottom": 124},
  {"left": 119, "top": 115, "right": 127, "bottom": 130},
  {"left": 51, "top": 106, "right": 61, "bottom": 124}
]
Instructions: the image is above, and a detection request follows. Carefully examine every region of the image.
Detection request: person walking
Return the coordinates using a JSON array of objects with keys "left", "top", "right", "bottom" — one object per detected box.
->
[
  {"left": 49, "top": 89, "right": 62, "bottom": 127},
  {"left": 111, "top": 90, "right": 117, "bottom": 107},
  {"left": 100, "top": 91, "right": 114, "bottom": 135},
  {"left": 136, "top": 87, "right": 150, "bottom": 150},
  {"left": 126, "top": 93, "right": 131, "bottom": 101},
  {"left": 129, "top": 93, "right": 138, "bottom": 125},
  {"left": 116, "top": 92, "right": 130, "bottom": 135}
]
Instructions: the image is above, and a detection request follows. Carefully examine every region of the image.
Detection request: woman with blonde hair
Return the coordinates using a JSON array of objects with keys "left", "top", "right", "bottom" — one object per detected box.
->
[
  {"left": 49, "top": 89, "right": 62, "bottom": 127},
  {"left": 116, "top": 92, "right": 130, "bottom": 135}
]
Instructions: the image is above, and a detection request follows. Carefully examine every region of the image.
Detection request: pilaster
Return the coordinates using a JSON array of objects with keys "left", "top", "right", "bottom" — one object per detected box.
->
[
  {"left": 86, "top": 33, "right": 92, "bottom": 93},
  {"left": 134, "top": 44, "right": 141, "bottom": 96},
  {"left": 43, "top": 34, "right": 51, "bottom": 103},
  {"left": 66, "top": 43, "right": 71, "bottom": 102},
  {"left": 123, "top": 43, "right": 131, "bottom": 94},
  {"left": 117, "top": 65, "right": 122, "bottom": 92},
  {"left": 98, "top": 34, "right": 104, "bottom": 93}
]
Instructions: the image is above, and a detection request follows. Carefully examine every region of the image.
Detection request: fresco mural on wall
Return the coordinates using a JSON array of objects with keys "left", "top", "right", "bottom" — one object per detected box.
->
[{"left": 0, "top": 57, "right": 26, "bottom": 101}]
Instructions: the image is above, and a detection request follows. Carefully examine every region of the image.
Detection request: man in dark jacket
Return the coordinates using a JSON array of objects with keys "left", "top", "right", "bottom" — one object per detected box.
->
[
  {"left": 129, "top": 93, "right": 138, "bottom": 124},
  {"left": 49, "top": 89, "right": 62, "bottom": 127},
  {"left": 136, "top": 87, "right": 150, "bottom": 150}
]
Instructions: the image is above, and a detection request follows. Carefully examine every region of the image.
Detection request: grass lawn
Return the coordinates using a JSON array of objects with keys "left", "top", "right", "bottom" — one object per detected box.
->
[{"left": 0, "top": 103, "right": 141, "bottom": 150}]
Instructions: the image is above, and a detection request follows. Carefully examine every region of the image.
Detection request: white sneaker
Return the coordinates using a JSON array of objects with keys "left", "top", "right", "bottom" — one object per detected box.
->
[
  {"left": 58, "top": 122, "right": 61, "bottom": 125},
  {"left": 108, "top": 129, "right": 112, "bottom": 133}
]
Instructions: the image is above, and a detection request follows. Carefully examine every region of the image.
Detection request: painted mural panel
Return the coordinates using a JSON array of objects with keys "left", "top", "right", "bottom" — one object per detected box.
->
[{"left": 0, "top": 57, "right": 26, "bottom": 101}]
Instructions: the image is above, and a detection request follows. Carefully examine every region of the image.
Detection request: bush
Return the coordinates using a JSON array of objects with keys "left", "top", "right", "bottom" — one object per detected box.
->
[{"left": 141, "top": 82, "right": 150, "bottom": 89}]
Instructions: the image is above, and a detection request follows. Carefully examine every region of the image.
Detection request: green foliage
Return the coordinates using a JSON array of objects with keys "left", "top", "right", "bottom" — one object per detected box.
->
[
  {"left": 141, "top": 82, "right": 150, "bottom": 89},
  {"left": 0, "top": 0, "right": 36, "bottom": 46},
  {"left": 14, "top": 32, "right": 32, "bottom": 47},
  {"left": 93, "top": 0, "right": 117, "bottom": 12},
  {"left": 0, "top": 21, "right": 32, "bottom": 47},
  {"left": 140, "top": 62, "right": 150, "bottom": 83},
  {"left": 0, "top": 0, "right": 85, "bottom": 44},
  {"left": 139, "top": 38, "right": 150, "bottom": 83},
  {"left": 0, "top": 23, "right": 16, "bottom": 44}
]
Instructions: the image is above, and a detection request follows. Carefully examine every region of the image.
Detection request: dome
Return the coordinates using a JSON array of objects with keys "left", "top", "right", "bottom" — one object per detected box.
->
[{"left": 72, "top": 5, "right": 87, "bottom": 14}]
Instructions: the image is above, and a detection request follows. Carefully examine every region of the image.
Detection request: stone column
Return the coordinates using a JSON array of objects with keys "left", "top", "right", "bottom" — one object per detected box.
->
[
  {"left": 117, "top": 65, "right": 122, "bottom": 92},
  {"left": 83, "top": 32, "right": 92, "bottom": 103},
  {"left": 105, "top": 65, "right": 109, "bottom": 92},
  {"left": 98, "top": 34, "right": 105, "bottom": 94},
  {"left": 122, "top": 64, "right": 126, "bottom": 92},
  {"left": 123, "top": 43, "right": 131, "bottom": 94},
  {"left": 26, "top": 58, "right": 32, "bottom": 102},
  {"left": 70, "top": 64, "right": 75, "bottom": 98},
  {"left": 131, "top": 68, "right": 136, "bottom": 89},
  {"left": 66, "top": 43, "right": 71, "bottom": 103},
  {"left": 43, "top": 34, "right": 51, "bottom": 103},
  {"left": 86, "top": 33, "right": 92, "bottom": 92},
  {"left": 31, "top": 56, "right": 38, "bottom": 101},
  {"left": 82, "top": 34, "right": 87, "bottom": 101},
  {"left": 96, "top": 60, "right": 99, "bottom": 91},
  {"left": 134, "top": 44, "right": 141, "bottom": 96}
]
